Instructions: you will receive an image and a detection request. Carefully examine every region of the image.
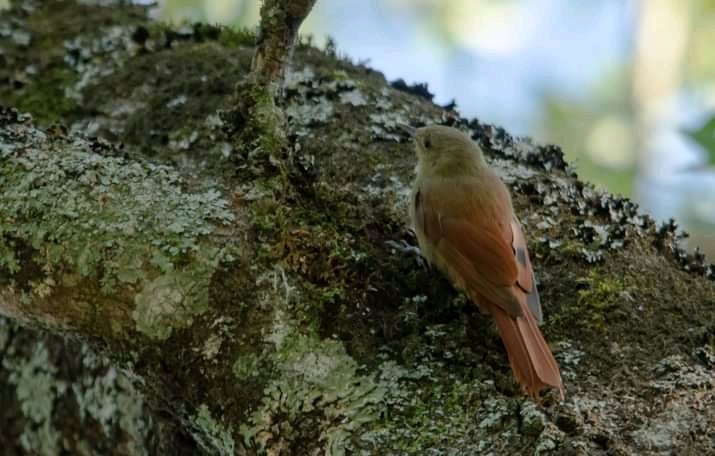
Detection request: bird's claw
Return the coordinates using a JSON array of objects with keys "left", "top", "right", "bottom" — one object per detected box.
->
[{"left": 385, "top": 239, "right": 428, "bottom": 269}]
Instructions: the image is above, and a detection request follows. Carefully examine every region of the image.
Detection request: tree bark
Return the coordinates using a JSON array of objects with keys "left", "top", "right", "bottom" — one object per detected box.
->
[{"left": 1, "top": 1, "right": 714, "bottom": 455}]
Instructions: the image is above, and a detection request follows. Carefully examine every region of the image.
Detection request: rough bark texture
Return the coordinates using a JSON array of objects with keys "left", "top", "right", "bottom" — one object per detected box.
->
[
  {"left": 252, "top": 0, "right": 317, "bottom": 83},
  {"left": 1, "top": 1, "right": 714, "bottom": 455}
]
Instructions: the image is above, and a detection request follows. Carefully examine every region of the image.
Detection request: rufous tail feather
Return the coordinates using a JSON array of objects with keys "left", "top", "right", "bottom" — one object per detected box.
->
[{"left": 489, "top": 301, "right": 564, "bottom": 401}]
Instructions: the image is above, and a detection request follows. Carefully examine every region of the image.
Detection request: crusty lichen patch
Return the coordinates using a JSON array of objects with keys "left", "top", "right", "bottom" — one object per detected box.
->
[
  {"left": 239, "top": 330, "right": 385, "bottom": 455},
  {"left": 1, "top": 1, "right": 715, "bottom": 454},
  {"left": 0, "top": 111, "right": 236, "bottom": 339},
  {"left": 226, "top": 266, "right": 385, "bottom": 455},
  {"left": 1, "top": 322, "right": 158, "bottom": 455},
  {"left": 132, "top": 254, "right": 220, "bottom": 340},
  {"left": 71, "top": 344, "right": 153, "bottom": 456},
  {"left": 190, "top": 404, "right": 236, "bottom": 456},
  {"left": 3, "top": 342, "right": 63, "bottom": 455}
]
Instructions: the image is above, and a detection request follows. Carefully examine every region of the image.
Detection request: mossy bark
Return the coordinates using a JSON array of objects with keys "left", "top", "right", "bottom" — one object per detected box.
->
[{"left": 1, "top": 1, "right": 714, "bottom": 455}]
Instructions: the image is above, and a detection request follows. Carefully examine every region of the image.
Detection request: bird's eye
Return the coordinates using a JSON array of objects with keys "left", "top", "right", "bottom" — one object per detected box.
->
[{"left": 423, "top": 137, "right": 432, "bottom": 149}]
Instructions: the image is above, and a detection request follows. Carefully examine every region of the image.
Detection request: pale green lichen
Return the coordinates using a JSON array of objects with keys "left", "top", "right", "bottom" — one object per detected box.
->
[
  {"left": 631, "top": 406, "right": 693, "bottom": 453},
  {"left": 72, "top": 344, "right": 151, "bottom": 455},
  {"left": 3, "top": 342, "right": 64, "bottom": 455},
  {"left": 358, "top": 367, "right": 497, "bottom": 454},
  {"left": 240, "top": 265, "right": 534, "bottom": 454},
  {"left": 0, "top": 124, "right": 236, "bottom": 339},
  {"left": 554, "top": 340, "right": 585, "bottom": 381},
  {"left": 190, "top": 404, "right": 235, "bottom": 456},
  {"left": 235, "top": 267, "right": 385, "bottom": 454},
  {"left": 520, "top": 400, "right": 547, "bottom": 437},
  {"left": 478, "top": 397, "right": 512, "bottom": 431},
  {"left": 239, "top": 331, "right": 385, "bottom": 456},
  {"left": 132, "top": 259, "right": 217, "bottom": 340},
  {"left": 534, "top": 423, "right": 565, "bottom": 455},
  {"left": 2, "top": 333, "right": 154, "bottom": 455},
  {"left": 232, "top": 352, "right": 260, "bottom": 379},
  {"left": 0, "top": 141, "right": 234, "bottom": 284}
]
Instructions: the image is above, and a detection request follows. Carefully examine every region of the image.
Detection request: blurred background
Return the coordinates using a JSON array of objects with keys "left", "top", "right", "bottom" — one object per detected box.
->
[
  {"left": 158, "top": 0, "right": 715, "bottom": 257},
  {"left": 13, "top": 0, "right": 715, "bottom": 256}
]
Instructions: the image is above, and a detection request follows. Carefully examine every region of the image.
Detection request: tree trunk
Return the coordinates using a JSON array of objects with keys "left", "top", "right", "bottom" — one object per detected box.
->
[{"left": 1, "top": 1, "right": 713, "bottom": 455}]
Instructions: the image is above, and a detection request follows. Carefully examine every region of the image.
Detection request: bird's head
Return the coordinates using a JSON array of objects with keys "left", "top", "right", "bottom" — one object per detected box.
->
[{"left": 413, "top": 125, "right": 485, "bottom": 178}]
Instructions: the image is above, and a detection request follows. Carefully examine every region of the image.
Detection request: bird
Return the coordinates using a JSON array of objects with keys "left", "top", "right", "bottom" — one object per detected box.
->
[{"left": 408, "top": 124, "right": 564, "bottom": 401}]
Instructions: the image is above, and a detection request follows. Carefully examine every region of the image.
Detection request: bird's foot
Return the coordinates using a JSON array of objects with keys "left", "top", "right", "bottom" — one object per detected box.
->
[{"left": 385, "top": 239, "right": 428, "bottom": 269}]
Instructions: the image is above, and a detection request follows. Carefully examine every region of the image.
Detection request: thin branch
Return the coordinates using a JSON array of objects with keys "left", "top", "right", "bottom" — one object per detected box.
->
[{"left": 252, "top": 0, "right": 318, "bottom": 87}]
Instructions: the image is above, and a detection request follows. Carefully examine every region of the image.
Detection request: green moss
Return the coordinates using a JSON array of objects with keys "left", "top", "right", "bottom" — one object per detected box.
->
[
  {"left": 145, "top": 21, "right": 256, "bottom": 48},
  {"left": 546, "top": 269, "right": 630, "bottom": 333},
  {"left": 558, "top": 239, "right": 587, "bottom": 256},
  {"left": 216, "top": 25, "right": 257, "bottom": 48},
  {"left": 253, "top": 86, "right": 287, "bottom": 157},
  {"left": 234, "top": 82, "right": 289, "bottom": 173},
  {"left": 0, "top": 126, "right": 236, "bottom": 339},
  {"left": 575, "top": 270, "right": 627, "bottom": 330},
  {"left": 10, "top": 68, "right": 78, "bottom": 125},
  {"left": 230, "top": 78, "right": 290, "bottom": 178}
]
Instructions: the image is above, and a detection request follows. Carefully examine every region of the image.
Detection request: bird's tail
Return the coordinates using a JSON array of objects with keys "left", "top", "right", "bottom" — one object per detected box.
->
[{"left": 490, "top": 301, "right": 564, "bottom": 401}]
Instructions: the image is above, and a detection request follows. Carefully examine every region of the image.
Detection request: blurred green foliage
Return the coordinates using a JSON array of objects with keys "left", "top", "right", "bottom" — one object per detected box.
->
[
  {"left": 684, "top": 116, "right": 715, "bottom": 166},
  {"left": 537, "top": 68, "right": 636, "bottom": 197}
]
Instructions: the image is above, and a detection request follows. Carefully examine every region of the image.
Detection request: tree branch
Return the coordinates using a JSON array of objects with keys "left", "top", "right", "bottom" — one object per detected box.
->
[
  {"left": 252, "top": 0, "right": 318, "bottom": 87},
  {"left": 230, "top": 0, "right": 317, "bottom": 174},
  {"left": 1, "top": 1, "right": 714, "bottom": 454}
]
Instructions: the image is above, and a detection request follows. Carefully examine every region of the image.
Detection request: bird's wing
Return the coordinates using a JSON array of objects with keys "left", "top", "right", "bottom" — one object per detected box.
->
[
  {"left": 511, "top": 217, "right": 543, "bottom": 323},
  {"left": 416, "top": 190, "right": 522, "bottom": 317},
  {"left": 414, "top": 185, "right": 563, "bottom": 400}
]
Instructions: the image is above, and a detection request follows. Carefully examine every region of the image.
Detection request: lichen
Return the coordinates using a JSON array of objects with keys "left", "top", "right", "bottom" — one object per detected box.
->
[
  {"left": 534, "top": 423, "right": 566, "bottom": 455},
  {"left": 232, "top": 353, "right": 260, "bottom": 380},
  {"left": 1, "top": 2, "right": 715, "bottom": 454},
  {"left": 0, "top": 115, "right": 236, "bottom": 339},
  {"left": 72, "top": 344, "right": 152, "bottom": 456},
  {"left": 235, "top": 266, "right": 385, "bottom": 454},
  {"left": 190, "top": 404, "right": 236, "bottom": 456},
  {"left": 357, "top": 365, "right": 509, "bottom": 454},
  {"left": 520, "top": 400, "right": 547, "bottom": 436},
  {"left": 0, "top": 317, "right": 159, "bottom": 455},
  {"left": 239, "top": 330, "right": 385, "bottom": 455},
  {"left": 3, "top": 342, "right": 63, "bottom": 455},
  {"left": 132, "top": 261, "right": 216, "bottom": 340}
]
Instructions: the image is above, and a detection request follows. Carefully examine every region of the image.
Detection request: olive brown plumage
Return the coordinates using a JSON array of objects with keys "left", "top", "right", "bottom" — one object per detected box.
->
[{"left": 409, "top": 125, "right": 564, "bottom": 401}]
